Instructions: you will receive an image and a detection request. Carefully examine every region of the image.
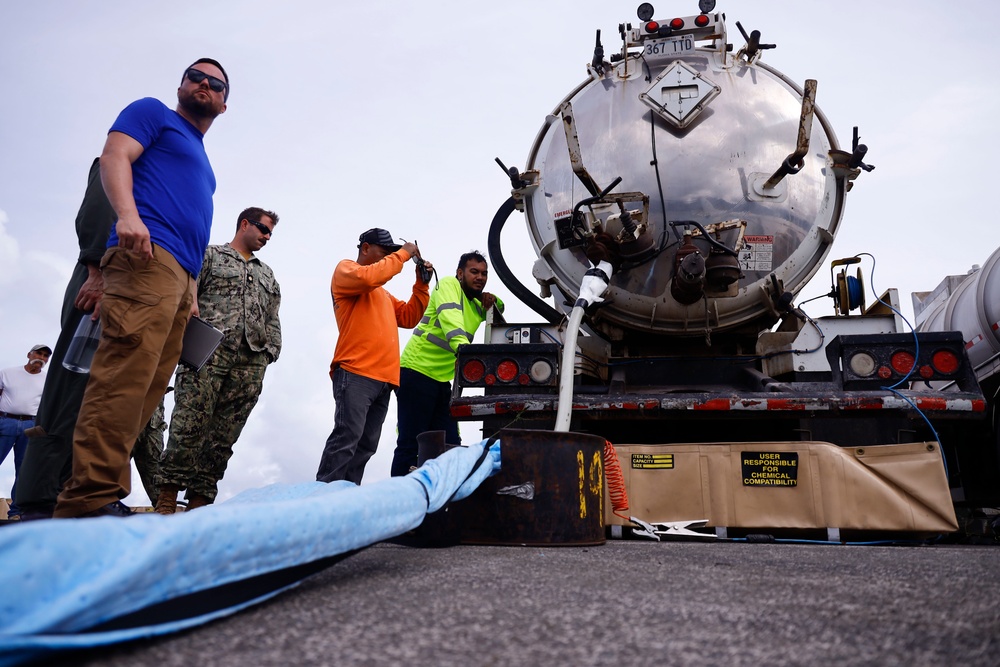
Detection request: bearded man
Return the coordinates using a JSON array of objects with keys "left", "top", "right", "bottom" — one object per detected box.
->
[
  {"left": 54, "top": 58, "right": 230, "bottom": 518},
  {"left": 390, "top": 251, "right": 503, "bottom": 476}
]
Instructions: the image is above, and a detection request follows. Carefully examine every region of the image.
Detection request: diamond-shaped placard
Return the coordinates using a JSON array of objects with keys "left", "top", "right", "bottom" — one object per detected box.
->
[{"left": 639, "top": 60, "right": 720, "bottom": 129}]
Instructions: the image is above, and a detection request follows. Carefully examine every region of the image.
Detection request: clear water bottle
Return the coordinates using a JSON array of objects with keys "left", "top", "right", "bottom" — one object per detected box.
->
[{"left": 63, "top": 314, "right": 102, "bottom": 373}]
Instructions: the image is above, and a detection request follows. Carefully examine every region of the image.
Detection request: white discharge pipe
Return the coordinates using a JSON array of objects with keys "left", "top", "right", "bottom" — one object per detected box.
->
[
  {"left": 555, "top": 260, "right": 612, "bottom": 432},
  {"left": 554, "top": 306, "right": 586, "bottom": 432}
]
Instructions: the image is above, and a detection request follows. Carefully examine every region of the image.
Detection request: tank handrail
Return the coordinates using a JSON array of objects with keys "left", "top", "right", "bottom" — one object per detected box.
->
[{"left": 763, "top": 79, "right": 817, "bottom": 190}]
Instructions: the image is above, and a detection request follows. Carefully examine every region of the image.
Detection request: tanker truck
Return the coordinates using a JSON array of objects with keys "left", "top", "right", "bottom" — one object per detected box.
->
[{"left": 449, "top": 2, "right": 999, "bottom": 538}]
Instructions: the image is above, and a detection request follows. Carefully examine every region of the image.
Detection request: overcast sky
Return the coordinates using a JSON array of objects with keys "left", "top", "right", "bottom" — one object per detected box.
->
[{"left": 2, "top": 0, "right": 998, "bottom": 506}]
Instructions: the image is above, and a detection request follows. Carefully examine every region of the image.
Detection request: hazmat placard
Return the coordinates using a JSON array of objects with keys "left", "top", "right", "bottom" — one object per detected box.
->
[{"left": 741, "top": 451, "right": 798, "bottom": 487}]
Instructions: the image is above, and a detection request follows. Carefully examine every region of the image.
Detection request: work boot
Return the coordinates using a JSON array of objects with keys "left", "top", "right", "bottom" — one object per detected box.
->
[
  {"left": 154, "top": 484, "right": 179, "bottom": 515},
  {"left": 78, "top": 500, "right": 133, "bottom": 518},
  {"left": 186, "top": 493, "right": 212, "bottom": 511}
]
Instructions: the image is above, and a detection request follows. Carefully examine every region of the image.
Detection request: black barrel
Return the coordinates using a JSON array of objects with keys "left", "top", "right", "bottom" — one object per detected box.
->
[{"left": 457, "top": 428, "right": 606, "bottom": 546}]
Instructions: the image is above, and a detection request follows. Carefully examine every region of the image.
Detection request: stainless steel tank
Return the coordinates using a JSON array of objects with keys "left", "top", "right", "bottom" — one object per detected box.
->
[
  {"left": 916, "top": 246, "right": 1000, "bottom": 374},
  {"left": 521, "top": 15, "right": 851, "bottom": 340}
]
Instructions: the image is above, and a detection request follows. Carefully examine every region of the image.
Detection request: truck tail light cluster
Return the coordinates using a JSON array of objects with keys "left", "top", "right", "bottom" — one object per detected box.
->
[
  {"left": 826, "top": 332, "right": 978, "bottom": 391},
  {"left": 641, "top": 14, "right": 714, "bottom": 36},
  {"left": 455, "top": 344, "right": 560, "bottom": 390}
]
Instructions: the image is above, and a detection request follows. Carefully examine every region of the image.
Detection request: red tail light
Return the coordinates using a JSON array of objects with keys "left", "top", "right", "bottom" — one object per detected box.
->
[
  {"left": 461, "top": 359, "right": 486, "bottom": 383},
  {"left": 890, "top": 350, "right": 916, "bottom": 375},
  {"left": 931, "top": 349, "right": 960, "bottom": 374},
  {"left": 496, "top": 359, "right": 519, "bottom": 383}
]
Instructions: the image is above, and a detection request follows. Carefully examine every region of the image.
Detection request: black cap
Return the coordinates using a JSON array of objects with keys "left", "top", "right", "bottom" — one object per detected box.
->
[{"left": 358, "top": 228, "right": 402, "bottom": 252}]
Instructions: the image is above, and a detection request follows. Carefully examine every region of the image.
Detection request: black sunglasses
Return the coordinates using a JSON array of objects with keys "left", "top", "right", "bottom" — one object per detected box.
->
[
  {"left": 184, "top": 68, "right": 228, "bottom": 95},
  {"left": 246, "top": 219, "right": 273, "bottom": 236}
]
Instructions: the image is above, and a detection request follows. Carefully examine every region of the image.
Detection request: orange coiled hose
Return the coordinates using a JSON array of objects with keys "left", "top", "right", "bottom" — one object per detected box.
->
[{"left": 604, "top": 440, "right": 630, "bottom": 520}]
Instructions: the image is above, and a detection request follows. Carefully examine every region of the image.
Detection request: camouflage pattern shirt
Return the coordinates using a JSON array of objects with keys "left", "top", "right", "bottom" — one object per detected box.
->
[{"left": 197, "top": 243, "right": 281, "bottom": 362}]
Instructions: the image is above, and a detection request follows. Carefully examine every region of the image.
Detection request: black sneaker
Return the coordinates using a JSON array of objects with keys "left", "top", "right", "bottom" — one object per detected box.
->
[{"left": 78, "top": 500, "right": 134, "bottom": 518}]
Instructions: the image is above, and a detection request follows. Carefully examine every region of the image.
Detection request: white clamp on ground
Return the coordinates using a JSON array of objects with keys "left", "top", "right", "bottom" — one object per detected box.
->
[{"left": 630, "top": 517, "right": 718, "bottom": 541}]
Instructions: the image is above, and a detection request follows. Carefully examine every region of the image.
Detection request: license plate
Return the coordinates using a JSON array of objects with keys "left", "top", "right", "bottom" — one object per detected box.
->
[{"left": 643, "top": 35, "right": 695, "bottom": 60}]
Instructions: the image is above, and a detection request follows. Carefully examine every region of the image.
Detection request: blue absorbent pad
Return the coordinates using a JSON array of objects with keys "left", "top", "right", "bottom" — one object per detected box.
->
[{"left": 0, "top": 439, "right": 501, "bottom": 666}]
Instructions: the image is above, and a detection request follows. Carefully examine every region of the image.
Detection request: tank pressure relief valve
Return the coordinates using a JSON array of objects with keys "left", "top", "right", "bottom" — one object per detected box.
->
[
  {"left": 829, "top": 128, "right": 874, "bottom": 192},
  {"left": 735, "top": 20, "right": 775, "bottom": 63}
]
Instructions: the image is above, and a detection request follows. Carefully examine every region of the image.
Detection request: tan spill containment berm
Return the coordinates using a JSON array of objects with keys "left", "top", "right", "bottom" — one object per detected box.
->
[{"left": 605, "top": 441, "right": 958, "bottom": 536}]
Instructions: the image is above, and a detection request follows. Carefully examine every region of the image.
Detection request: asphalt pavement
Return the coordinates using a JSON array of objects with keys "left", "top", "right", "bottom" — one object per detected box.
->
[{"left": 47, "top": 539, "right": 999, "bottom": 667}]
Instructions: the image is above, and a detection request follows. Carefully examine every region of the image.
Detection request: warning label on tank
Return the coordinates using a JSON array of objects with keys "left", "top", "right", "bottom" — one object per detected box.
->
[
  {"left": 741, "top": 451, "right": 798, "bottom": 487},
  {"left": 631, "top": 453, "right": 674, "bottom": 470},
  {"left": 738, "top": 235, "right": 774, "bottom": 272}
]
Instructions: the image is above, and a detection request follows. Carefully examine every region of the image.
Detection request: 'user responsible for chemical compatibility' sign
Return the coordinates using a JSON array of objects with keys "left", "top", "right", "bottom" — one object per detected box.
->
[{"left": 741, "top": 451, "right": 798, "bottom": 487}]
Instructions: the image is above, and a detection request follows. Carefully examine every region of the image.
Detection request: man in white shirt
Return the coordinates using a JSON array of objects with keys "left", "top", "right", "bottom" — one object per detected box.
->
[{"left": 0, "top": 344, "right": 51, "bottom": 518}]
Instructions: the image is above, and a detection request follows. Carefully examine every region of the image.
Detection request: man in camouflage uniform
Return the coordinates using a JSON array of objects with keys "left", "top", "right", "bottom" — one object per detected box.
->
[
  {"left": 132, "top": 394, "right": 168, "bottom": 504},
  {"left": 154, "top": 207, "right": 281, "bottom": 514}
]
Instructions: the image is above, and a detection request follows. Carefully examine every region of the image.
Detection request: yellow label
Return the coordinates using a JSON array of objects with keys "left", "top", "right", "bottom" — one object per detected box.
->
[{"left": 631, "top": 453, "right": 674, "bottom": 470}]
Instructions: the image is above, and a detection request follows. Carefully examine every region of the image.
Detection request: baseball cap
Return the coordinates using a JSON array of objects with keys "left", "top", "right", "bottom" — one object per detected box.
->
[
  {"left": 31, "top": 344, "right": 52, "bottom": 355},
  {"left": 358, "top": 228, "right": 402, "bottom": 252}
]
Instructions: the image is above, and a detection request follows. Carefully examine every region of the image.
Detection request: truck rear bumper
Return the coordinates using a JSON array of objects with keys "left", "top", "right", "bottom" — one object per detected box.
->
[{"left": 451, "top": 390, "right": 987, "bottom": 420}]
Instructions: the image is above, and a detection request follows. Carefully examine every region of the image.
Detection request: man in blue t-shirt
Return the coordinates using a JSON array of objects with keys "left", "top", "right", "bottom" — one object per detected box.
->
[{"left": 54, "top": 59, "right": 230, "bottom": 519}]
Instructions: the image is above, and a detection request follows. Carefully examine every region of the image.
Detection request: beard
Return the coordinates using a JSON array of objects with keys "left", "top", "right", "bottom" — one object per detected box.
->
[
  {"left": 178, "top": 88, "right": 221, "bottom": 120},
  {"left": 461, "top": 280, "right": 484, "bottom": 300}
]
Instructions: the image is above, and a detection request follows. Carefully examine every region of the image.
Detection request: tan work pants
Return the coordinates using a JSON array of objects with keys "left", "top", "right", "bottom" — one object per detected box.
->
[{"left": 54, "top": 245, "right": 194, "bottom": 517}]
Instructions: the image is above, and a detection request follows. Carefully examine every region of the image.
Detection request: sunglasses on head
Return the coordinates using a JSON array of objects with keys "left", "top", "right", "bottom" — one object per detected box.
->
[
  {"left": 246, "top": 218, "right": 273, "bottom": 236},
  {"left": 184, "top": 68, "right": 227, "bottom": 94}
]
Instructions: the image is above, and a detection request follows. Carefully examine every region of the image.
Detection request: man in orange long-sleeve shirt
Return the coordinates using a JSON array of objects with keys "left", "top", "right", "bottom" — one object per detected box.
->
[{"left": 316, "top": 228, "right": 432, "bottom": 484}]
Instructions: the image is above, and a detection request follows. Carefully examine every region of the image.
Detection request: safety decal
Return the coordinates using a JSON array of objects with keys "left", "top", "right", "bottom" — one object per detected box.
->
[
  {"left": 741, "top": 451, "right": 798, "bottom": 487},
  {"left": 631, "top": 453, "right": 674, "bottom": 470},
  {"left": 738, "top": 234, "right": 774, "bottom": 271}
]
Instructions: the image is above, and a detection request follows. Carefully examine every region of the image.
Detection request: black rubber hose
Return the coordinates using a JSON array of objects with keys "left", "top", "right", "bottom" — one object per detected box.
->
[{"left": 488, "top": 197, "right": 564, "bottom": 325}]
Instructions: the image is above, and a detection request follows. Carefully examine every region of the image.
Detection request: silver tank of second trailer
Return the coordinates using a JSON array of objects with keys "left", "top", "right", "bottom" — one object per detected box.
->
[
  {"left": 915, "top": 246, "right": 1000, "bottom": 379},
  {"left": 521, "top": 15, "right": 850, "bottom": 340}
]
